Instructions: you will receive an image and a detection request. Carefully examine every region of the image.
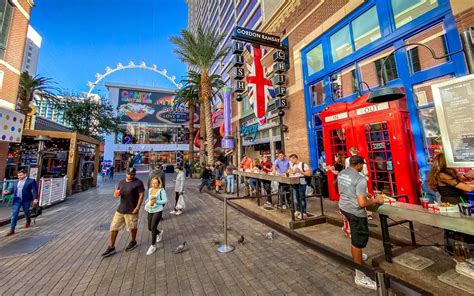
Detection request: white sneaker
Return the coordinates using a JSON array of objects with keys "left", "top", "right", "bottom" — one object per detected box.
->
[
  {"left": 175, "top": 210, "right": 183, "bottom": 216},
  {"left": 156, "top": 230, "right": 164, "bottom": 243},
  {"left": 455, "top": 261, "right": 474, "bottom": 279},
  {"left": 264, "top": 201, "right": 272, "bottom": 207},
  {"left": 295, "top": 212, "right": 302, "bottom": 219},
  {"left": 354, "top": 271, "right": 377, "bottom": 290},
  {"left": 170, "top": 210, "right": 176, "bottom": 214},
  {"left": 146, "top": 245, "right": 157, "bottom": 255},
  {"left": 362, "top": 253, "right": 368, "bottom": 261},
  {"left": 282, "top": 205, "right": 287, "bottom": 210}
]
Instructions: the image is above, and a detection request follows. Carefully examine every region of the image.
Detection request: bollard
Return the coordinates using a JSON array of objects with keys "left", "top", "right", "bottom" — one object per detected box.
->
[{"left": 217, "top": 197, "right": 235, "bottom": 253}]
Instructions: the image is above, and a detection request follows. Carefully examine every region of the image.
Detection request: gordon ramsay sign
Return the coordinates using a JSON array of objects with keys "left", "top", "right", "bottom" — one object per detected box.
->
[
  {"left": 232, "top": 27, "right": 281, "bottom": 48},
  {"left": 118, "top": 89, "right": 199, "bottom": 125}
]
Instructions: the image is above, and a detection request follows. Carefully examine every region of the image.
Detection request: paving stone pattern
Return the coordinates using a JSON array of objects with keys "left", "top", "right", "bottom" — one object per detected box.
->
[{"left": 0, "top": 174, "right": 374, "bottom": 295}]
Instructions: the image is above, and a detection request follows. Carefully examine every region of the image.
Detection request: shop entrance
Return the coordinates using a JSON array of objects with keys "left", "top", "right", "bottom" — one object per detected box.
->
[{"left": 321, "top": 94, "right": 420, "bottom": 204}]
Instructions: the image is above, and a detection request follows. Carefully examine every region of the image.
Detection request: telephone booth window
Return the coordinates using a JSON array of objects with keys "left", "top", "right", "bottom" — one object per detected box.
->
[
  {"left": 365, "top": 122, "right": 397, "bottom": 195},
  {"left": 329, "top": 128, "right": 347, "bottom": 159}
]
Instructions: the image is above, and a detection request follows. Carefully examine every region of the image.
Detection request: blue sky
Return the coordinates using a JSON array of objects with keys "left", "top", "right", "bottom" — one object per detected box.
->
[{"left": 30, "top": 0, "right": 188, "bottom": 96}]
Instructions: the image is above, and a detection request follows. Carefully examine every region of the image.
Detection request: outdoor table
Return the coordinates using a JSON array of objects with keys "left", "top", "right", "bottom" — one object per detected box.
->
[
  {"left": 375, "top": 201, "right": 474, "bottom": 262},
  {"left": 234, "top": 170, "right": 301, "bottom": 221}
]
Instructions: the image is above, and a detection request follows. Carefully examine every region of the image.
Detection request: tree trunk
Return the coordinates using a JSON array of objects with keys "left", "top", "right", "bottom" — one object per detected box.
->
[
  {"left": 199, "top": 105, "right": 206, "bottom": 164},
  {"left": 188, "top": 102, "right": 195, "bottom": 165},
  {"left": 200, "top": 70, "right": 214, "bottom": 165}
]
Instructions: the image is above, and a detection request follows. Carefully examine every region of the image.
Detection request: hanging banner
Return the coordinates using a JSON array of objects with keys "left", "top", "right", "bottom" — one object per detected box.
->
[
  {"left": 432, "top": 74, "right": 474, "bottom": 167},
  {"left": 245, "top": 45, "right": 275, "bottom": 122}
]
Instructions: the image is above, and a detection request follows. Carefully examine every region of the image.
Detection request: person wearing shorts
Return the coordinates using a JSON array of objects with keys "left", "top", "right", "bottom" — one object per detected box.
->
[
  {"left": 338, "top": 155, "right": 384, "bottom": 290},
  {"left": 102, "top": 167, "right": 145, "bottom": 257}
]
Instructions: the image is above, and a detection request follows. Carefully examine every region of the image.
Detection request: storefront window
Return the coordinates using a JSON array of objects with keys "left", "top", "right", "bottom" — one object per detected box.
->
[
  {"left": 406, "top": 23, "right": 448, "bottom": 74},
  {"left": 414, "top": 76, "right": 452, "bottom": 159},
  {"left": 330, "top": 25, "right": 353, "bottom": 62},
  {"left": 352, "top": 6, "right": 381, "bottom": 50},
  {"left": 0, "top": 0, "right": 13, "bottom": 58},
  {"left": 358, "top": 48, "right": 398, "bottom": 88},
  {"left": 332, "top": 66, "right": 357, "bottom": 99},
  {"left": 306, "top": 44, "right": 324, "bottom": 75},
  {"left": 391, "top": 0, "right": 438, "bottom": 29},
  {"left": 242, "top": 95, "right": 251, "bottom": 114},
  {"left": 310, "top": 80, "right": 326, "bottom": 106}
]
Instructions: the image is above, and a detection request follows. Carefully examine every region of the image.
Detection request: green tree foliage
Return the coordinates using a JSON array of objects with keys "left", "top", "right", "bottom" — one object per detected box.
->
[
  {"left": 63, "top": 96, "right": 121, "bottom": 140},
  {"left": 17, "top": 71, "right": 59, "bottom": 115},
  {"left": 170, "top": 25, "right": 229, "bottom": 165}
]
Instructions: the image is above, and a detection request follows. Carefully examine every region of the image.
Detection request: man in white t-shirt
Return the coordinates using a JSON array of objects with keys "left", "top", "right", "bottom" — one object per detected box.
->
[
  {"left": 289, "top": 154, "right": 311, "bottom": 219},
  {"left": 345, "top": 147, "right": 368, "bottom": 178}
]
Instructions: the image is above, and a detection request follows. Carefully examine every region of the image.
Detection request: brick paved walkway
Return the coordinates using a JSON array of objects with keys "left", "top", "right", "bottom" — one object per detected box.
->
[{"left": 0, "top": 174, "right": 373, "bottom": 295}]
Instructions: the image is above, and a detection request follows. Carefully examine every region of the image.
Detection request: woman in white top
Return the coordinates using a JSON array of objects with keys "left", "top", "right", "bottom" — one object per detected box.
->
[
  {"left": 170, "top": 166, "right": 185, "bottom": 216},
  {"left": 144, "top": 177, "right": 168, "bottom": 255}
]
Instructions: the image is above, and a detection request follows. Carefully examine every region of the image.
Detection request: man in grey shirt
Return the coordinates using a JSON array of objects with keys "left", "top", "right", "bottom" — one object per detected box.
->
[{"left": 338, "top": 155, "right": 383, "bottom": 290}]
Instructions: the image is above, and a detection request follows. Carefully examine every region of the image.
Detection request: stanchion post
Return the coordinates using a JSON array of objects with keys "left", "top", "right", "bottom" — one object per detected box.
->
[
  {"left": 217, "top": 196, "right": 235, "bottom": 253},
  {"left": 376, "top": 270, "right": 388, "bottom": 296}
]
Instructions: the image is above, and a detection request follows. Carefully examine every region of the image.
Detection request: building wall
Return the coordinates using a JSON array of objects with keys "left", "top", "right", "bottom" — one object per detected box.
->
[
  {"left": 21, "top": 25, "right": 42, "bottom": 76},
  {"left": 0, "top": 0, "right": 33, "bottom": 179}
]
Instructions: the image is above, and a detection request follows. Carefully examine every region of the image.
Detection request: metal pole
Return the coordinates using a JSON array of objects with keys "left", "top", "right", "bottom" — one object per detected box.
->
[
  {"left": 279, "top": 114, "right": 285, "bottom": 153},
  {"left": 376, "top": 270, "right": 388, "bottom": 296},
  {"left": 460, "top": 28, "right": 474, "bottom": 74},
  {"left": 217, "top": 197, "right": 235, "bottom": 253}
]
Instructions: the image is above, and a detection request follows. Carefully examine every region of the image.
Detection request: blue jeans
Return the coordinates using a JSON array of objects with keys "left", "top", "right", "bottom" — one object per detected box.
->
[
  {"left": 199, "top": 179, "right": 211, "bottom": 191},
  {"left": 248, "top": 178, "right": 258, "bottom": 190},
  {"left": 10, "top": 199, "right": 31, "bottom": 231},
  {"left": 292, "top": 184, "right": 307, "bottom": 213},
  {"left": 226, "top": 175, "right": 235, "bottom": 193}
]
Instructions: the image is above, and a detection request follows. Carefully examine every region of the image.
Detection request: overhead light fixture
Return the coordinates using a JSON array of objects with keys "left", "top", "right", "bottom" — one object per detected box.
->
[
  {"left": 367, "top": 86, "right": 405, "bottom": 103},
  {"left": 366, "top": 42, "right": 464, "bottom": 103}
]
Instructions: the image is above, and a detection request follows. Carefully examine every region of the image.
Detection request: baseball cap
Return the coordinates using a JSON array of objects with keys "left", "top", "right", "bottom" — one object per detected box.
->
[{"left": 127, "top": 168, "right": 137, "bottom": 174}]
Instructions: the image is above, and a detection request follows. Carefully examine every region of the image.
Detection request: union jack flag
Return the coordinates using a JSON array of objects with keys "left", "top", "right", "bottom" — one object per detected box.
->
[{"left": 246, "top": 45, "right": 275, "bottom": 120}]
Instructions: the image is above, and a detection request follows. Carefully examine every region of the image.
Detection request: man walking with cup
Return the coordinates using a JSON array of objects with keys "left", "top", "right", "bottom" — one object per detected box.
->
[{"left": 102, "top": 168, "right": 145, "bottom": 257}]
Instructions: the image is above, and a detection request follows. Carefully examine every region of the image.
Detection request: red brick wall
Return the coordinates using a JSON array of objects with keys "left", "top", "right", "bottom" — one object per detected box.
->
[{"left": 0, "top": 1, "right": 32, "bottom": 180}]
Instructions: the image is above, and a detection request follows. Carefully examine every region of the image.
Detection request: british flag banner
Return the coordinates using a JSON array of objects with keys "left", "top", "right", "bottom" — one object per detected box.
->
[{"left": 245, "top": 45, "right": 275, "bottom": 121}]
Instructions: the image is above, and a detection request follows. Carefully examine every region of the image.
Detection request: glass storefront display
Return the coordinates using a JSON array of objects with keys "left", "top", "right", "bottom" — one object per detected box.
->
[
  {"left": 116, "top": 123, "right": 188, "bottom": 145},
  {"left": 391, "top": 0, "right": 438, "bottom": 29},
  {"left": 406, "top": 23, "right": 448, "bottom": 74},
  {"left": 306, "top": 44, "right": 324, "bottom": 75},
  {"left": 310, "top": 80, "right": 326, "bottom": 106},
  {"left": 352, "top": 6, "right": 381, "bottom": 50},
  {"left": 330, "top": 25, "right": 352, "bottom": 62},
  {"left": 359, "top": 47, "right": 399, "bottom": 88}
]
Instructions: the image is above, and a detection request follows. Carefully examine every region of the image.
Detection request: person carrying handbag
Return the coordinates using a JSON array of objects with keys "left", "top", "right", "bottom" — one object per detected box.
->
[
  {"left": 144, "top": 177, "right": 167, "bottom": 255},
  {"left": 171, "top": 166, "right": 185, "bottom": 215}
]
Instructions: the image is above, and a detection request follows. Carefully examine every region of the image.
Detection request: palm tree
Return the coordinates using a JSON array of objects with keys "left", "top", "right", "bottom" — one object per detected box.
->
[
  {"left": 175, "top": 70, "right": 225, "bottom": 166},
  {"left": 17, "top": 71, "right": 58, "bottom": 116},
  {"left": 170, "top": 25, "right": 229, "bottom": 165}
]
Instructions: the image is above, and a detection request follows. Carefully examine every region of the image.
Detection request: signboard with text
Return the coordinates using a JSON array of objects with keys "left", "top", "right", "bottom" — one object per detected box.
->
[
  {"left": 118, "top": 89, "right": 199, "bottom": 125},
  {"left": 432, "top": 75, "right": 474, "bottom": 167}
]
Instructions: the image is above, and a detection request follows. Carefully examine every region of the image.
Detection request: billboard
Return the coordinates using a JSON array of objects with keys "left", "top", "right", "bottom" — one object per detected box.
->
[{"left": 117, "top": 89, "right": 199, "bottom": 125}]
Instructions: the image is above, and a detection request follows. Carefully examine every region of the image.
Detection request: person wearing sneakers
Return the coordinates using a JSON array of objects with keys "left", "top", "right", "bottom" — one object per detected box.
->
[
  {"left": 144, "top": 177, "right": 167, "bottom": 255},
  {"left": 102, "top": 168, "right": 145, "bottom": 257},
  {"left": 338, "top": 155, "right": 384, "bottom": 290},
  {"left": 170, "top": 166, "right": 185, "bottom": 215},
  {"left": 288, "top": 154, "right": 311, "bottom": 219},
  {"left": 5, "top": 170, "right": 38, "bottom": 237}
]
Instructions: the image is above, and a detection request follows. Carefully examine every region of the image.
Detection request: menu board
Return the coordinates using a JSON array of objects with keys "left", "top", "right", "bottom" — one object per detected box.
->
[{"left": 432, "top": 74, "right": 474, "bottom": 168}]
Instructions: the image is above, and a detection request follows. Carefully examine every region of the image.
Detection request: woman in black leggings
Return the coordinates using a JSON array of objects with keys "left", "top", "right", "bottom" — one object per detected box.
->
[{"left": 144, "top": 177, "right": 167, "bottom": 255}]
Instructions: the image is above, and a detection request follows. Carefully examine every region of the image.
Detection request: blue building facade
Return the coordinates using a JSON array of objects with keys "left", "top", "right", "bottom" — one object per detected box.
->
[{"left": 300, "top": 0, "right": 470, "bottom": 176}]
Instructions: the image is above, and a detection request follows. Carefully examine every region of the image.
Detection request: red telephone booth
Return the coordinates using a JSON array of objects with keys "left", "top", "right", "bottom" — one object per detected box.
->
[{"left": 321, "top": 94, "right": 420, "bottom": 204}]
